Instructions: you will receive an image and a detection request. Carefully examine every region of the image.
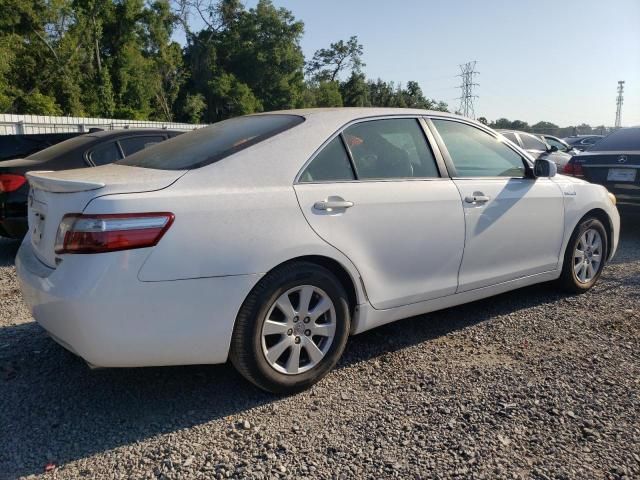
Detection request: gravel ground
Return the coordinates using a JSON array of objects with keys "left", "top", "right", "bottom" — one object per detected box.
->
[{"left": 1, "top": 216, "right": 639, "bottom": 480}]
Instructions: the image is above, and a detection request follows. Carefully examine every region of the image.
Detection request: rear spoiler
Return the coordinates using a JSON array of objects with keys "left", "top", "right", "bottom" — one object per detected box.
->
[{"left": 26, "top": 171, "right": 105, "bottom": 193}]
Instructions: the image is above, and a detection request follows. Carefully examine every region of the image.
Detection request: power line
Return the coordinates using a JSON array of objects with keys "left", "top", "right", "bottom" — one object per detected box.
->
[
  {"left": 457, "top": 61, "right": 479, "bottom": 119},
  {"left": 615, "top": 80, "right": 625, "bottom": 128}
]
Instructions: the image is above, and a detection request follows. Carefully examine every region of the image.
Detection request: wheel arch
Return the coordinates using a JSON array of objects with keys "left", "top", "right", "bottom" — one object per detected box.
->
[
  {"left": 571, "top": 208, "right": 614, "bottom": 260},
  {"left": 271, "top": 255, "right": 361, "bottom": 320}
]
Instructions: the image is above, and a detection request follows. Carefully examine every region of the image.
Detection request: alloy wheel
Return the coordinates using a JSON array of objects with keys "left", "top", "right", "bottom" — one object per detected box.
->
[
  {"left": 573, "top": 228, "right": 603, "bottom": 283},
  {"left": 261, "top": 285, "right": 337, "bottom": 375}
]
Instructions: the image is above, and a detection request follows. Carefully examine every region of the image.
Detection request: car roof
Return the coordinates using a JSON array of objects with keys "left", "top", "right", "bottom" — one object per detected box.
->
[
  {"left": 565, "top": 134, "right": 603, "bottom": 138},
  {"left": 35, "top": 108, "right": 535, "bottom": 190},
  {"left": 257, "top": 107, "right": 466, "bottom": 123},
  {"left": 84, "top": 128, "right": 185, "bottom": 138},
  {"left": 496, "top": 129, "right": 535, "bottom": 136}
]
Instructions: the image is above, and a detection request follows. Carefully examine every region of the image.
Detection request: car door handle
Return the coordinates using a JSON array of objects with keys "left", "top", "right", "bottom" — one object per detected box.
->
[
  {"left": 464, "top": 195, "right": 491, "bottom": 204},
  {"left": 314, "top": 199, "right": 354, "bottom": 210}
]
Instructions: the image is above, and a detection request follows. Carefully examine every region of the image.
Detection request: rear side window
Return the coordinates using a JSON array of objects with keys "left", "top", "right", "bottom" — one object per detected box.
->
[
  {"left": 89, "top": 142, "right": 123, "bottom": 166},
  {"left": 117, "top": 115, "right": 304, "bottom": 170},
  {"left": 589, "top": 129, "right": 639, "bottom": 151},
  {"left": 343, "top": 119, "right": 439, "bottom": 180},
  {"left": 299, "top": 137, "right": 355, "bottom": 182},
  {"left": 119, "top": 136, "right": 165, "bottom": 156}
]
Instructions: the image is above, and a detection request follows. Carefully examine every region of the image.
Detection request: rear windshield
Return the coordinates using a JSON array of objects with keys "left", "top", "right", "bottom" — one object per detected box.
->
[
  {"left": 588, "top": 128, "right": 640, "bottom": 151},
  {"left": 117, "top": 114, "right": 305, "bottom": 170},
  {"left": 26, "top": 135, "right": 95, "bottom": 161}
]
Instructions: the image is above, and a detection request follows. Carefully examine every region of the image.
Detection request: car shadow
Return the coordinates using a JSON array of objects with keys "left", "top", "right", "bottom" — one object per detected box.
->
[
  {"left": 0, "top": 237, "right": 20, "bottom": 267},
  {"left": 1, "top": 214, "right": 639, "bottom": 476},
  {"left": 0, "top": 280, "right": 572, "bottom": 477}
]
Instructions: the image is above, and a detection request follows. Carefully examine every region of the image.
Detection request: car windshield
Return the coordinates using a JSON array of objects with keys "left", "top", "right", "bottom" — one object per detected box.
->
[
  {"left": 26, "top": 135, "right": 95, "bottom": 161},
  {"left": 117, "top": 114, "right": 305, "bottom": 170},
  {"left": 587, "top": 128, "right": 640, "bottom": 151}
]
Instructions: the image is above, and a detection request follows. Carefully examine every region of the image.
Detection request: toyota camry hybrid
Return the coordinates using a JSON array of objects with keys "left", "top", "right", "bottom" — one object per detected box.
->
[{"left": 16, "top": 108, "right": 620, "bottom": 393}]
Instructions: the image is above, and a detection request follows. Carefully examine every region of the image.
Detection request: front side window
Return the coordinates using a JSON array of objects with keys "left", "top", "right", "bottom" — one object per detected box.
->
[
  {"left": 545, "top": 137, "right": 567, "bottom": 151},
  {"left": 432, "top": 119, "right": 526, "bottom": 178},
  {"left": 89, "top": 142, "right": 123, "bottom": 166},
  {"left": 342, "top": 119, "right": 439, "bottom": 180},
  {"left": 519, "top": 132, "right": 548, "bottom": 151},
  {"left": 299, "top": 137, "right": 355, "bottom": 183}
]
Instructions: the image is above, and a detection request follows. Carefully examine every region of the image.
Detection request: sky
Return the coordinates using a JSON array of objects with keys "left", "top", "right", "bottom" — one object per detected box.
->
[{"left": 181, "top": 0, "right": 640, "bottom": 127}]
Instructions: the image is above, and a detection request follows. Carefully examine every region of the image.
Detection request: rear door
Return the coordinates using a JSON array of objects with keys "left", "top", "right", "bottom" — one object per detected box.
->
[
  {"left": 428, "top": 117, "right": 564, "bottom": 292},
  {"left": 294, "top": 117, "right": 465, "bottom": 310}
]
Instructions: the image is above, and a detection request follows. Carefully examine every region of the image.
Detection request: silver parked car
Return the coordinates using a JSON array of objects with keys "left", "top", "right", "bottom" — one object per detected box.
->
[{"left": 499, "top": 129, "right": 572, "bottom": 169}]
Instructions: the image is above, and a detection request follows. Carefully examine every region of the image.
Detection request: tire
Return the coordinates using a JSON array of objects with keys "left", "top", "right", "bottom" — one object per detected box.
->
[
  {"left": 557, "top": 217, "right": 608, "bottom": 293},
  {"left": 229, "top": 261, "right": 351, "bottom": 394}
]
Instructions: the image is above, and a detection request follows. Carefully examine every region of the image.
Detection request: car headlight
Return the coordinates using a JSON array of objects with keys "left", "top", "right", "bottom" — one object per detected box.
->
[{"left": 607, "top": 192, "right": 617, "bottom": 206}]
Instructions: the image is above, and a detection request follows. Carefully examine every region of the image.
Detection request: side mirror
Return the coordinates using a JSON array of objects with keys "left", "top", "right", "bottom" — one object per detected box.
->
[
  {"left": 534, "top": 158, "right": 557, "bottom": 178},
  {"left": 548, "top": 145, "right": 559, "bottom": 153}
]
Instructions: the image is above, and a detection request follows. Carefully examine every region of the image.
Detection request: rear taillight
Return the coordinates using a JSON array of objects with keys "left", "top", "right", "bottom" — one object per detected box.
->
[
  {"left": 0, "top": 174, "right": 27, "bottom": 193},
  {"left": 562, "top": 160, "right": 584, "bottom": 177},
  {"left": 55, "top": 213, "right": 174, "bottom": 254}
]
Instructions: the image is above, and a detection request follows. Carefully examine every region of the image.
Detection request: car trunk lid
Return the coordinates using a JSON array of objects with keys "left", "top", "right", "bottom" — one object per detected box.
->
[{"left": 25, "top": 164, "right": 185, "bottom": 267}]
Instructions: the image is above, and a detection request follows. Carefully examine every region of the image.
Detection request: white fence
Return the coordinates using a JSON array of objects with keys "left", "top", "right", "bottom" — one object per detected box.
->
[{"left": 0, "top": 113, "right": 207, "bottom": 135}]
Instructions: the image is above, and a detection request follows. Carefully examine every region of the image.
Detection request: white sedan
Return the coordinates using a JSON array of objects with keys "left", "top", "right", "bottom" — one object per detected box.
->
[{"left": 16, "top": 109, "right": 619, "bottom": 393}]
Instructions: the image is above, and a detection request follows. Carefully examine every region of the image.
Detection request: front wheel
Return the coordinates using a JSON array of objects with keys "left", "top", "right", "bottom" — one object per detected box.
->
[
  {"left": 558, "top": 217, "right": 608, "bottom": 293},
  {"left": 229, "top": 262, "right": 351, "bottom": 394}
]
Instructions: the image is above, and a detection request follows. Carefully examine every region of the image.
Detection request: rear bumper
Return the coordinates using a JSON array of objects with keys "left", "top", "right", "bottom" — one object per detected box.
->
[{"left": 16, "top": 240, "right": 262, "bottom": 367}]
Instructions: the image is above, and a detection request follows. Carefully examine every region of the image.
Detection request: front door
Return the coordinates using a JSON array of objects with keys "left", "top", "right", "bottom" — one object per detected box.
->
[
  {"left": 294, "top": 117, "right": 465, "bottom": 310},
  {"left": 429, "top": 118, "right": 565, "bottom": 292}
]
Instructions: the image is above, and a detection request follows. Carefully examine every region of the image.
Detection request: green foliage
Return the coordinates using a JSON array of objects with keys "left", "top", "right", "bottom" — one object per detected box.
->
[
  {"left": 0, "top": 0, "right": 450, "bottom": 122},
  {"left": 531, "top": 121, "right": 559, "bottom": 132},
  {"left": 340, "top": 72, "right": 368, "bottom": 107},
  {"left": 208, "top": 71, "right": 262, "bottom": 117},
  {"left": 306, "top": 35, "right": 364, "bottom": 82},
  {"left": 314, "top": 81, "right": 343, "bottom": 107},
  {"left": 14, "top": 91, "right": 63, "bottom": 115},
  {"left": 182, "top": 93, "right": 206, "bottom": 123}
]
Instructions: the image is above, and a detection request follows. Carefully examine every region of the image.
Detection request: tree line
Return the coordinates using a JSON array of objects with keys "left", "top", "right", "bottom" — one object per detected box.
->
[
  {"left": 478, "top": 118, "right": 612, "bottom": 138},
  {"left": 0, "top": 0, "right": 449, "bottom": 123}
]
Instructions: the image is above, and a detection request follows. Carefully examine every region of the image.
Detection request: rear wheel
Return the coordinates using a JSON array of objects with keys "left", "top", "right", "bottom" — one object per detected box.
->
[
  {"left": 229, "top": 262, "right": 350, "bottom": 394},
  {"left": 558, "top": 217, "right": 608, "bottom": 293}
]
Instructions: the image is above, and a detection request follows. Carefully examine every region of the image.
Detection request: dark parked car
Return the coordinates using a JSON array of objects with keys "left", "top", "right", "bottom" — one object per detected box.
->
[
  {"left": 0, "top": 132, "right": 85, "bottom": 161},
  {"left": 538, "top": 134, "right": 580, "bottom": 155},
  {"left": 563, "top": 127, "right": 640, "bottom": 207},
  {"left": 0, "top": 129, "right": 183, "bottom": 238},
  {"left": 562, "top": 135, "right": 603, "bottom": 152},
  {"left": 498, "top": 129, "right": 572, "bottom": 169}
]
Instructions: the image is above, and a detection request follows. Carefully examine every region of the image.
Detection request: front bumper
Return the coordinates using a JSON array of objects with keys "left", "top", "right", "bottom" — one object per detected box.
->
[{"left": 16, "top": 240, "right": 262, "bottom": 367}]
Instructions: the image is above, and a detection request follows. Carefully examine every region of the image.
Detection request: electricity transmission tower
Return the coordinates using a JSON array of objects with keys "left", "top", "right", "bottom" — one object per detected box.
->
[
  {"left": 615, "top": 80, "right": 625, "bottom": 128},
  {"left": 457, "top": 61, "right": 479, "bottom": 119}
]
